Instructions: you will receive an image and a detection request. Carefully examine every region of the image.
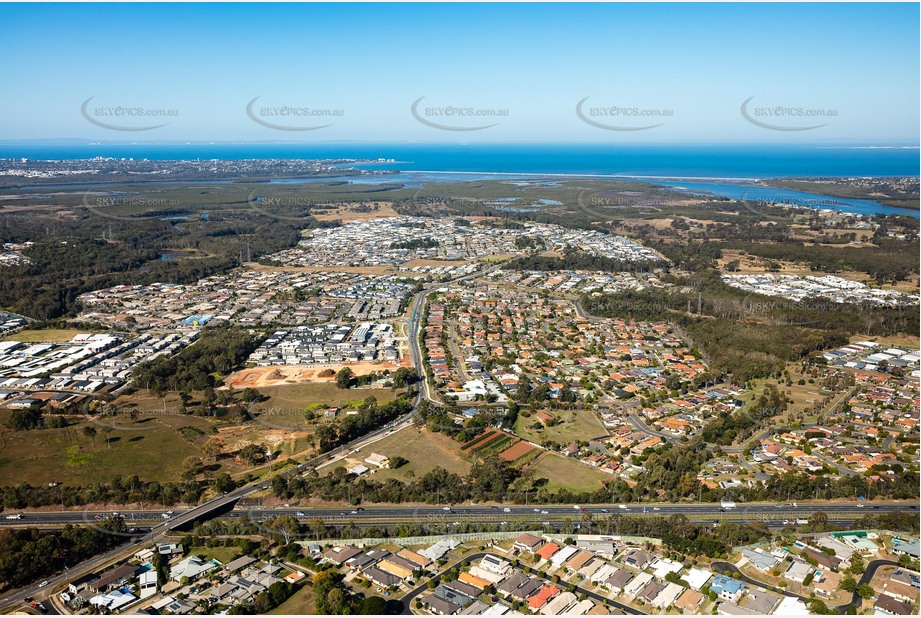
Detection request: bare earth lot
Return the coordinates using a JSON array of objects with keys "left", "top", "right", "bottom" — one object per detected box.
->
[{"left": 225, "top": 363, "right": 402, "bottom": 388}]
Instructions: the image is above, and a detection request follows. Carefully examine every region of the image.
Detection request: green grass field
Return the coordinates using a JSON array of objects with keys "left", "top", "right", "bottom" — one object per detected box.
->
[
  {"left": 254, "top": 384, "right": 397, "bottom": 424},
  {"left": 339, "top": 427, "right": 472, "bottom": 483},
  {"left": 268, "top": 585, "right": 315, "bottom": 615},
  {"left": 525, "top": 452, "right": 611, "bottom": 493},
  {"left": 514, "top": 408, "right": 608, "bottom": 445},
  {"left": 2, "top": 329, "right": 93, "bottom": 343},
  {"left": 189, "top": 545, "right": 243, "bottom": 564},
  {"left": 0, "top": 411, "right": 206, "bottom": 485},
  {"left": 245, "top": 384, "right": 399, "bottom": 431}
]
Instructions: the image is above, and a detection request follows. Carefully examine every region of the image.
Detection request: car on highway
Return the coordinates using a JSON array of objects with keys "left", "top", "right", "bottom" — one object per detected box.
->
[
  {"left": 94, "top": 514, "right": 102, "bottom": 520},
  {"left": 442, "top": 506, "right": 451, "bottom": 511},
  {"left": 38, "top": 581, "right": 49, "bottom": 588},
  {"left": 540, "top": 510, "right": 548, "bottom": 515},
  {"left": 350, "top": 510, "right": 358, "bottom": 514},
  {"left": 161, "top": 513, "right": 171, "bottom": 519},
  {"left": 296, "top": 511, "right": 305, "bottom": 517},
  {"left": 165, "top": 510, "right": 174, "bottom": 515},
  {"left": 601, "top": 508, "right": 609, "bottom": 513},
  {"left": 23, "top": 597, "right": 33, "bottom": 603},
  {"left": 618, "top": 504, "right": 628, "bottom": 509},
  {"left": 857, "top": 503, "right": 864, "bottom": 508},
  {"left": 542, "top": 521, "right": 550, "bottom": 526},
  {"left": 653, "top": 506, "right": 660, "bottom": 511}
]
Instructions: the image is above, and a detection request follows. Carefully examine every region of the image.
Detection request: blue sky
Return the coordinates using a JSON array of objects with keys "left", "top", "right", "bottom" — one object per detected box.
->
[{"left": 0, "top": 2, "right": 918, "bottom": 143}]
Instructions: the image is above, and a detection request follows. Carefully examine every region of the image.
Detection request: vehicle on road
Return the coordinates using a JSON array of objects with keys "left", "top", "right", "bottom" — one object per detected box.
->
[
  {"left": 540, "top": 510, "right": 548, "bottom": 515},
  {"left": 857, "top": 503, "right": 864, "bottom": 508},
  {"left": 442, "top": 506, "right": 451, "bottom": 511},
  {"left": 38, "top": 581, "right": 49, "bottom": 588},
  {"left": 23, "top": 597, "right": 33, "bottom": 603},
  {"left": 601, "top": 508, "right": 609, "bottom": 513},
  {"left": 161, "top": 513, "right": 171, "bottom": 519},
  {"left": 618, "top": 504, "right": 628, "bottom": 509},
  {"left": 4, "top": 514, "right": 22, "bottom": 520},
  {"left": 653, "top": 506, "right": 660, "bottom": 511},
  {"left": 296, "top": 511, "right": 305, "bottom": 517},
  {"left": 503, "top": 507, "right": 511, "bottom": 513},
  {"left": 720, "top": 500, "right": 736, "bottom": 509}
]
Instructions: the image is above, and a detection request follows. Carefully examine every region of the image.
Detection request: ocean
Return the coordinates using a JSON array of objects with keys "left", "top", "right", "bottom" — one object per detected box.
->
[
  {"left": 2, "top": 143, "right": 917, "bottom": 178},
  {"left": 1, "top": 142, "right": 917, "bottom": 217}
]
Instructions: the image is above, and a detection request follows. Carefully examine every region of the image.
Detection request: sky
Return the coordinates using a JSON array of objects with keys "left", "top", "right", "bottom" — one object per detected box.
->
[{"left": 0, "top": 2, "right": 918, "bottom": 144}]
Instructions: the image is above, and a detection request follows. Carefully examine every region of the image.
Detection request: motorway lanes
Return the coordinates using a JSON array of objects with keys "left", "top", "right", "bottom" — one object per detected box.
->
[{"left": 2, "top": 500, "right": 916, "bottom": 527}]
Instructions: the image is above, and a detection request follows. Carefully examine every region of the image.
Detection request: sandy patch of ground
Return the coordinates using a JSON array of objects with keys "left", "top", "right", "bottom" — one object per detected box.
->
[
  {"left": 216, "top": 425, "right": 310, "bottom": 453},
  {"left": 225, "top": 362, "right": 402, "bottom": 388}
]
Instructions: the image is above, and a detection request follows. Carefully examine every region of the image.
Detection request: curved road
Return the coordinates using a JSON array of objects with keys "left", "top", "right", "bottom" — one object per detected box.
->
[{"left": 711, "top": 558, "right": 900, "bottom": 613}]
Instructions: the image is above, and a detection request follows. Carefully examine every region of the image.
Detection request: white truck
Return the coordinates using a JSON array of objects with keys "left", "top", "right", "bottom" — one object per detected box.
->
[
  {"left": 720, "top": 500, "right": 736, "bottom": 509},
  {"left": 5, "top": 514, "right": 22, "bottom": 520}
]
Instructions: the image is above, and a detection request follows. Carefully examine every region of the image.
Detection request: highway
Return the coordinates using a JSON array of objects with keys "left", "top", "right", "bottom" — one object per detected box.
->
[
  {"left": 0, "top": 261, "right": 912, "bottom": 612},
  {"left": 2, "top": 500, "right": 915, "bottom": 528}
]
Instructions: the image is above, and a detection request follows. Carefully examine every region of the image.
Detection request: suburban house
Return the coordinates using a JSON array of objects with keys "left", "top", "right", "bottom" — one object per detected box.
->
[
  {"left": 709, "top": 575, "right": 745, "bottom": 603},
  {"left": 364, "top": 453, "right": 390, "bottom": 468},
  {"left": 324, "top": 545, "right": 363, "bottom": 566},
  {"left": 170, "top": 556, "right": 220, "bottom": 582},
  {"left": 622, "top": 548, "right": 651, "bottom": 569},
  {"left": 513, "top": 533, "right": 544, "bottom": 553},
  {"left": 527, "top": 585, "right": 560, "bottom": 610},
  {"left": 87, "top": 564, "right": 137, "bottom": 593},
  {"left": 874, "top": 594, "right": 914, "bottom": 615}
]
